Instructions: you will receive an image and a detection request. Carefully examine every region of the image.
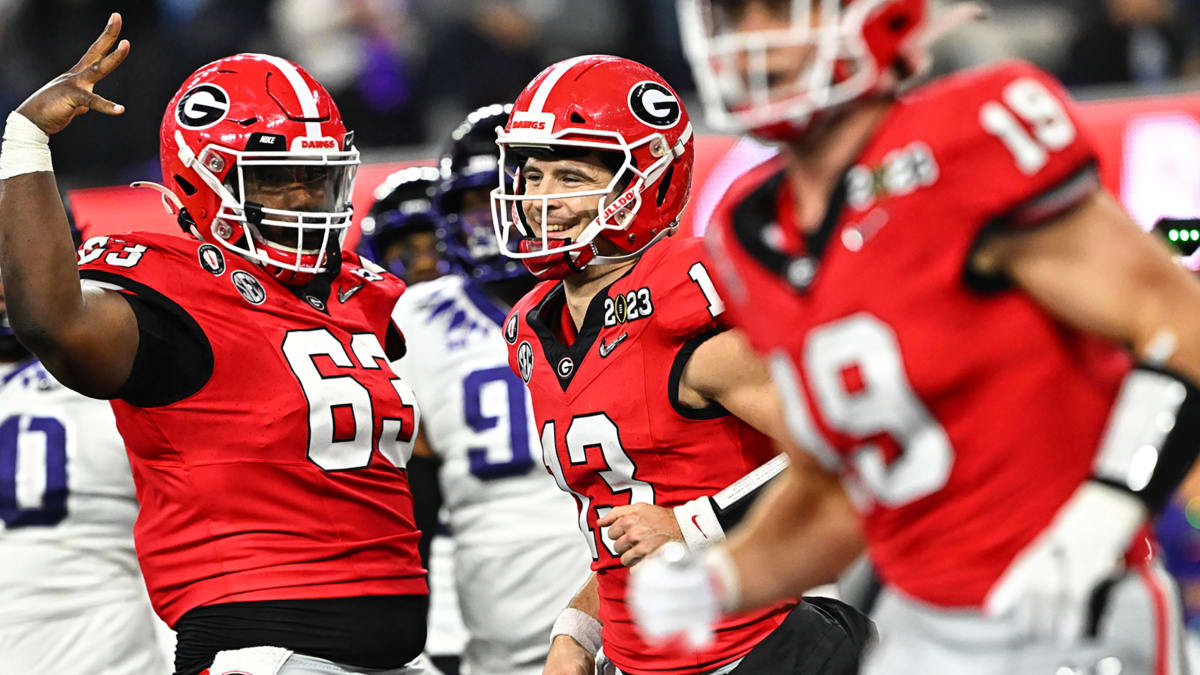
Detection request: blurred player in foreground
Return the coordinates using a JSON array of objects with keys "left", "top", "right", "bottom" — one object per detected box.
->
[
  {"left": 0, "top": 260, "right": 170, "bottom": 673},
  {"left": 0, "top": 16, "right": 432, "bottom": 674},
  {"left": 494, "top": 55, "right": 873, "bottom": 675},
  {"left": 631, "top": 1, "right": 1200, "bottom": 673},
  {"left": 390, "top": 103, "right": 592, "bottom": 675}
]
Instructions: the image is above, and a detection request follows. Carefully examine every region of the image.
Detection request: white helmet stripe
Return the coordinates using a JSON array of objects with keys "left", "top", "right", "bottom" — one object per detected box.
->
[
  {"left": 528, "top": 55, "right": 594, "bottom": 114},
  {"left": 250, "top": 53, "right": 322, "bottom": 138}
]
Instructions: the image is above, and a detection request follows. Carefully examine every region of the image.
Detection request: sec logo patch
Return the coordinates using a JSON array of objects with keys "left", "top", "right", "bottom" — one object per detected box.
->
[
  {"left": 517, "top": 341, "right": 534, "bottom": 383},
  {"left": 231, "top": 270, "right": 266, "bottom": 306}
]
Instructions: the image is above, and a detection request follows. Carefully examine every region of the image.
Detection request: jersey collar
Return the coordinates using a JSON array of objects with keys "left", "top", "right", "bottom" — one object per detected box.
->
[
  {"left": 730, "top": 166, "right": 851, "bottom": 294},
  {"left": 526, "top": 265, "right": 638, "bottom": 393}
]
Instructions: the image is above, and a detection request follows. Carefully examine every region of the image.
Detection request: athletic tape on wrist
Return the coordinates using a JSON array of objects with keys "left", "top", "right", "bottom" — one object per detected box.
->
[
  {"left": 551, "top": 607, "right": 602, "bottom": 656},
  {"left": 1092, "top": 363, "right": 1200, "bottom": 512},
  {"left": 0, "top": 112, "right": 52, "bottom": 179},
  {"left": 674, "top": 497, "right": 725, "bottom": 550}
]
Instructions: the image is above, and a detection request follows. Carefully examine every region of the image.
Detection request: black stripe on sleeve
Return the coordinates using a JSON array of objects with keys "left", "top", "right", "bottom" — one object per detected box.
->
[
  {"left": 964, "top": 162, "right": 1100, "bottom": 294},
  {"left": 668, "top": 328, "right": 731, "bottom": 420}
]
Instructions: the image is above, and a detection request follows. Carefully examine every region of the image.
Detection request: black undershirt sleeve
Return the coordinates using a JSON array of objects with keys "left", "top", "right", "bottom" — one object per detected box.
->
[{"left": 103, "top": 284, "right": 214, "bottom": 408}]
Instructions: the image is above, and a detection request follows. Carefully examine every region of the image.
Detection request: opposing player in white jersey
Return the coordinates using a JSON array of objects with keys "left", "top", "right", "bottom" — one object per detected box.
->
[
  {"left": 390, "top": 104, "right": 592, "bottom": 675},
  {"left": 362, "top": 165, "right": 468, "bottom": 674},
  {"left": 0, "top": 271, "right": 170, "bottom": 674}
]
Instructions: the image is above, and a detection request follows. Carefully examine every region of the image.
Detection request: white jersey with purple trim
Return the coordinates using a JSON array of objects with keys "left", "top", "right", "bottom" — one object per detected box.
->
[
  {"left": 0, "top": 358, "right": 169, "bottom": 673},
  {"left": 392, "top": 274, "right": 590, "bottom": 675}
]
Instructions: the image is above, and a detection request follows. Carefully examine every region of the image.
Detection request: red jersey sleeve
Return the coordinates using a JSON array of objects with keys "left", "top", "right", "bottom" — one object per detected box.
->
[
  {"left": 646, "top": 236, "right": 728, "bottom": 339},
  {"left": 938, "top": 60, "right": 1100, "bottom": 231},
  {"left": 76, "top": 232, "right": 216, "bottom": 407},
  {"left": 76, "top": 231, "right": 187, "bottom": 298}
]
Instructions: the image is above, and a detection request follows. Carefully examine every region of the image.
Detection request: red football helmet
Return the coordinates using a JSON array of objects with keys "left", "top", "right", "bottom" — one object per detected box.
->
[
  {"left": 677, "top": 0, "right": 927, "bottom": 140},
  {"left": 139, "top": 53, "right": 359, "bottom": 285},
  {"left": 489, "top": 55, "right": 694, "bottom": 280}
]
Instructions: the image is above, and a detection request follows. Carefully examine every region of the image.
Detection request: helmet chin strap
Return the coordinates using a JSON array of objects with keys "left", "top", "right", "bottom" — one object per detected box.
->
[{"left": 590, "top": 226, "right": 675, "bottom": 266}]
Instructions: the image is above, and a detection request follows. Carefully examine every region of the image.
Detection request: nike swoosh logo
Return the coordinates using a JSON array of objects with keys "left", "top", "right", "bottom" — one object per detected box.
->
[
  {"left": 599, "top": 333, "right": 628, "bottom": 358},
  {"left": 691, "top": 514, "right": 709, "bottom": 539},
  {"left": 337, "top": 282, "right": 365, "bottom": 303}
]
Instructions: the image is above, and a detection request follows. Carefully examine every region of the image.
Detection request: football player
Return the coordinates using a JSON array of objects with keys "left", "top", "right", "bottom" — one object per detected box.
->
[
  {"left": 493, "top": 55, "right": 874, "bottom": 675},
  {"left": 361, "top": 166, "right": 466, "bottom": 675},
  {"left": 0, "top": 266, "right": 171, "bottom": 674},
  {"left": 389, "top": 103, "right": 593, "bottom": 675},
  {"left": 0, "top": 16, "right": 433, "bottom": 675},
  {"left": 630, "top": 1, "right": 1200, "bottom": 673},
  {"left": 360, "top": 165, "right": 448, "bottom": 285}
]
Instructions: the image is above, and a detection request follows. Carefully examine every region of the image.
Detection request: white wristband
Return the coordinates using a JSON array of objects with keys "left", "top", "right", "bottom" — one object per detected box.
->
[
  {"left": 0, "top": 112, "right": 52, "bottom": 179},
  {"left": 550, "top": 607, "right": 602, "bottom": 656},
  {"left": 673, "top": 497, "right": 726, "bottom": 551}
]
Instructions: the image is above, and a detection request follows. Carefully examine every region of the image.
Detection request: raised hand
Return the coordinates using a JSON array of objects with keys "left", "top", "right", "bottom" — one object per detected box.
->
[{"left": 16, "top": 13, "right": 129, "bottom": 135}]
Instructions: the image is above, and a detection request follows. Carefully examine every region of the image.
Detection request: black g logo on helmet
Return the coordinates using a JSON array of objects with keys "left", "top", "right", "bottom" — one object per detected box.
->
[
  {"left": 177, "top": 84, "right": 230, "bottom": 130},
  {"left": 628, "top": 81, "right": 681, "bottom": 129}
]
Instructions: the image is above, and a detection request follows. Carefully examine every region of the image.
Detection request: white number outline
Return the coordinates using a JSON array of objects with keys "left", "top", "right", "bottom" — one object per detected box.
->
[
  {"left": 282, "top": 329, "right": 418, "bottom": 472},
  {"left": 540, "top": 413, "right": 655, "bottom": 560},
  {"left": 980, "top": 77, "right": 1076, "bottom": 175},
  {"left": 775, "top": 314, "right": 954, "bottom": 510},
  {"left": 78, "top": 235, "right": 147, "bottom": 268}
]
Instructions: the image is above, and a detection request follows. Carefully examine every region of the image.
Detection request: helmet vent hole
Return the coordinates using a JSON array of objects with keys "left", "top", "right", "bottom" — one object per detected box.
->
[
  {"left": 173, "top": 174, "right": 198, "bottom": 196},
  {"left": 570, "top": 112, "right": 587, "bottom": 124},
  {"left": 237, "top": 117, "right": 258, "bottom": 126},
  {"left": 888, "top": 15, "right": 909, "bottom": 32},
  {"left": 656, "top": 166, "right": 674, "bottom": 207}
]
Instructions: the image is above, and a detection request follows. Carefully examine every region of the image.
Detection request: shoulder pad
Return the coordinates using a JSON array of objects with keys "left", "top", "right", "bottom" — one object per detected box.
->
[
  {"left": 76, "top": 232, "right": 201, "bottom": 297},
  {"left": 636, "top": 235, "right": 726, "bottom": 339},
  {"left": 895, "top": 60, "right": 1098, "bottom": 227}
]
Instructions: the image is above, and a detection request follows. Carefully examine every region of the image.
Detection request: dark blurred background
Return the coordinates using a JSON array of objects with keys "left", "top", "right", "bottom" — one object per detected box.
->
[{"left": 2, "top": 0, "right": 1200, "bottom": 189}]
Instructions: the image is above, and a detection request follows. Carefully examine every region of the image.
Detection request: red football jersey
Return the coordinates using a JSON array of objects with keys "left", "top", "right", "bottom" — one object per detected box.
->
[
  {"left": 706, "top": 61, "right": 1134, "bottom": 608},
  {"left": 77, "top": 232, "right": 426, "bottom": 625},
  {"left": 505, "top": 235, "right": 791, "bottom": 674}
]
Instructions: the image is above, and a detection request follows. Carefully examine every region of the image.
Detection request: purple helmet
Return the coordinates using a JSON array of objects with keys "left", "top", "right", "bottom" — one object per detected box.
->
[
  {"left": 435, "top": 103, "right": 526, "bottom": 283},
  {"left": 358, "top": 165, "right": 447, "bottom": 280}
]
